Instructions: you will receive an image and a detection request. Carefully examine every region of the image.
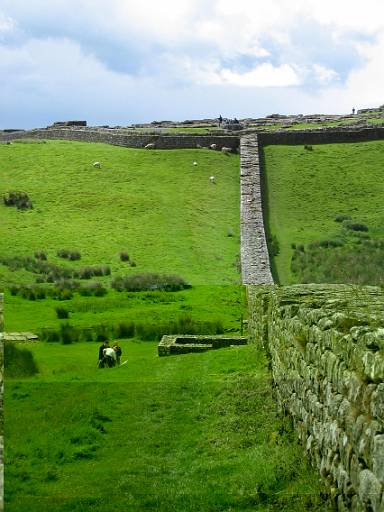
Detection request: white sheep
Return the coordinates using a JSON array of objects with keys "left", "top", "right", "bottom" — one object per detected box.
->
[
  {"left": 210, "top": 143, "right": 217, "bottom": 150},
  {"left": 193, "top": 161, "right": 198, "bottom": 166},
  {"left": 93, "top": 161, "right": 101, "bottom": 168},
  {"left": 144, "top": 143, "right": 156, "bottom": 149},
  {"left": 209, "top": 176, "right": 216, "bottom": 184},
  {"left": 221, "top": 146, "right": 232, "bottom": 154}
]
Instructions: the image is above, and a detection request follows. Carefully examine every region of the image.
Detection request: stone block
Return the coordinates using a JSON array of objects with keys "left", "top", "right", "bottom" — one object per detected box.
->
[
  {"left": 358, "top": 469, "right": 382, "bottom": 512},
  {"left": 371, "top": 384, "right": 384, "bottom": 424},
  {"left": 372, "top": 435, "right": 384, "bottom": 483},
  {"left": 350, "top": 454, "right": 364, "bottom": 490}
]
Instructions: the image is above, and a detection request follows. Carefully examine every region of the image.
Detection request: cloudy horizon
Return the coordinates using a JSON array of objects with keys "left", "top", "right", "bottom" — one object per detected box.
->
[{"left": 1, "top": 0, "right": 384, "bottom": 128}]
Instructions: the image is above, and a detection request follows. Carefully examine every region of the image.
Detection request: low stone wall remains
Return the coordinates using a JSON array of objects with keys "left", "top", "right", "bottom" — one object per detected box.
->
[{"left": 248, "top": 284, "right": 384, "bottom": 511}]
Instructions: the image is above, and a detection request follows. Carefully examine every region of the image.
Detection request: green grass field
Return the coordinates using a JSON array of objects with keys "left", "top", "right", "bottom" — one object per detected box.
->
[
  {"left": 262, "top": 140, "right": 384, "bottom": 284},
  {"left": 5, "top": 342, "right": 331, "bottom": 512}
]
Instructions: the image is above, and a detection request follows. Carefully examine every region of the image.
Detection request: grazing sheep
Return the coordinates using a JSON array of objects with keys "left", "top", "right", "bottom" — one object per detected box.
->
[
  {"left": 193, "top": 161, "right": 198, "bottom": 166},
  {"left": 209, "top": 143, "right": 217, "bottom": 150},
  {"left": 209, "top": 176, "right": 216, "bottom": 184},
  {"left": 221, "top": 147, "right": 232, "bottom": 154},
  {"left": 144, "top": 143, "right": 156, "bottom": 149},
  {"left": 93, "top": 161, "right": 102, "bottom": 168}
]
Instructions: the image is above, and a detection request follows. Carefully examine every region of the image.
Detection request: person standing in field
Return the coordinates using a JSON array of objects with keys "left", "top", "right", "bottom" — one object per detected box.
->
[
  {"left": 98, "top": 340, "right": 109, "bottom": 368},
  {"left": 113, "top": 342, "right": 122, "bottom": 365}
]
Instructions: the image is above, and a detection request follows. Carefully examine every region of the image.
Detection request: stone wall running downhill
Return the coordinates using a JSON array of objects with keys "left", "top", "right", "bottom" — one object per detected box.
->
[
  {"left": 240, "top": 135, "right": 274, "bottom": 285},
  {"left": 248, "top": 284, "right": 384, "bottom": 512}
]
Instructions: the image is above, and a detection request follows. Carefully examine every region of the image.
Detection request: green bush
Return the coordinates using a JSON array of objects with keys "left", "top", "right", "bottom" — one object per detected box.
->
[
  {"left": 57, "top": 249, "right": 81, "bottom": 260},
  {"left": 34, "top": 251, "right": 47, "bottom": 260},
  {"left": 55, "top": 307, "right": 69, "bottom": 319},
  {"left": 343, "top": 221, "right": 369, "bottom": 232},
  {"left": 60, "top": 323, "right": 78, "bottom": 344},
  {"left": 335, "top": 214, "right": 352, "bottom": 223},
  {"left": 5, "top": 343, "right": 39, "bottom": 377},
  {"left": 119, "top": 251, "right": 130, "bottom": 262},
  {"left": 3, "top": 191, "right": 33, "bottom": 210},
  {"left": 116, "top": 321, "right": 135, "bottom": 338}
]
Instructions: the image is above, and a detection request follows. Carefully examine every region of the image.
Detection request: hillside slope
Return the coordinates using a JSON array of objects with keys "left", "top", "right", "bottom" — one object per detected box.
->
[
  {"left": 262, "top": 140, "right": 384, "bottom": 284},
  {"left": 1, "top": 140, "right": 240, "bottom": 286}
]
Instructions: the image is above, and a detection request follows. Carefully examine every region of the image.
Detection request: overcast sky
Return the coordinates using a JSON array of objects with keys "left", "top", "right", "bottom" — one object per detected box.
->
[{"left": 1, "top": 0, "right": 384, "bottom": 128}]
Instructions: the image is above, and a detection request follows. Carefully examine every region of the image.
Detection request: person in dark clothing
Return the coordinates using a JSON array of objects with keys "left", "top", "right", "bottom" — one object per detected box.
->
[{"left": 98, "top": 341, "right": 109, "bottom": 368}]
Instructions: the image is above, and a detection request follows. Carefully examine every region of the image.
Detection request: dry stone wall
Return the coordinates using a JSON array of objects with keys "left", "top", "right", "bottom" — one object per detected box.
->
[
  {"left": 240, "top": 135, "right": 274, "bottom": 285},
  {"left": 0, "top": 128, "right": 239, "bottom": 150},
  {"left": 258, "top": 126, "right": 384, "bottom": 146},
  {"left": 248, "top": 284, "right": 384, "bottom": 511}
]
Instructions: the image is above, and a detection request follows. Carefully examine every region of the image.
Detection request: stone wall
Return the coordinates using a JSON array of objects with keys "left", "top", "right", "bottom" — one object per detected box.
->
[
  {"left": 0, "top": 128, "right": 239, "bottom": 150},
  {"left": 248, "top": 284, "right": 384, "bottom": 511},
  {"left": 240, "top": 135, "right": 274, "bottom": 285},
  {"left": 258, "top": 126, "right": 384, "bottom": 146}
]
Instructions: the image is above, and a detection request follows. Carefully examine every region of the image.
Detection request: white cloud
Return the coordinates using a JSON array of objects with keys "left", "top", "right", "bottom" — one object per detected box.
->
[
  {"left": 200, "top": 62, "right": 300, "bottom": 87},
  {"left": 312, "top": 64, "right": 339, "bottom": 84},
  {"left": 0, "top": 13, "right": 15, "bottom": 33}
]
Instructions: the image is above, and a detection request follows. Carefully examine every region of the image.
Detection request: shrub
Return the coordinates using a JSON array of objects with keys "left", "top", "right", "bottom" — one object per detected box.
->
[
  {"left": 68, "top": 250, "right": 81, "bottom": 261},
  {"left": 3, "top": 191, "right": 33, "bottom": 210},
  {"left": 335, "top": 214, "right": 352, "bottom": 223},
  {"left": 34, "top": 251, "right": 47, "bottom": 260},
  {"left": 55, "top": 307, "right": 69, "bottom": 319},
  {"left": 119, "top": 251, "right": 130, "bottom": 262},
  {"left": 116, "top": 321, "right": 135, "bottom": 338},
  {"left": 57, "top": 289, "right": 73, "bottom": 301},
  {"left": 60, "top": 323, "right": 77, "bottom": 344},
  {"left": 111, "top": 273, "right": 190, "bottom": 292},
  {"left": 5, "top": 343, "right": 39, "bottom": 377},
  {"left": 343, "top": 222, "right": 369, "bottom": 232},
  {"left": 57, "top": 249, "right": 81, "bottom": 260}
]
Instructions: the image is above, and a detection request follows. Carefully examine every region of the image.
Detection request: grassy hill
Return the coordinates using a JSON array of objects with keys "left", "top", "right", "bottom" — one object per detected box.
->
[
  {"left": 262, "top": 140, "right": 384, "bottom": 284},
  {"left": 1, "top": 140, "right": 240, "bottom": 285},
  {"left": 0, "top": 140, "right": 242, "bottom": 333}
]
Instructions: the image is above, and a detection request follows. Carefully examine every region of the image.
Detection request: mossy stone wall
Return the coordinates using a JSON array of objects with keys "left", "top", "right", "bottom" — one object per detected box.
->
[{"left": 248, "top": 284, "right": 384, "bottom": 511}]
